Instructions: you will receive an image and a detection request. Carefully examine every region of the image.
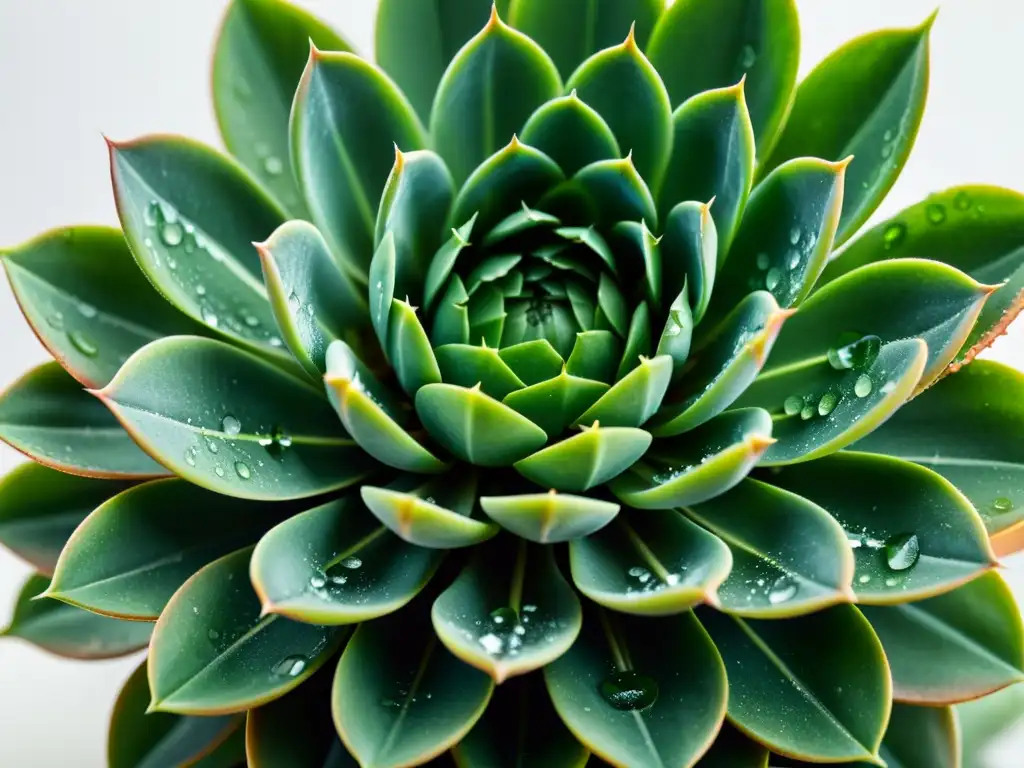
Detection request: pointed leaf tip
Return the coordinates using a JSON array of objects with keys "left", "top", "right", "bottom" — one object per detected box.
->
[{"left": 624, "top": 21, "right": 638, "bottom": 50}]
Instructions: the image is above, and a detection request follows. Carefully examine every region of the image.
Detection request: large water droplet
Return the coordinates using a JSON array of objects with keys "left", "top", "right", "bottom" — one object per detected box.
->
[
  {"left": 789, "top": 227, "right": 801, "bottom": 245},
  {"left": 885, "top": 533, "right": 920, "bottom": 572},
  {"left": 926, "top": 203, "right": 947, "bottom": 225},
  {"left": 221, "top": 415, "right": 242, "bottom": 435},
  {"left": 599, "top": 670, "right": 659, "bottom": 712},
  {"left": 800, "top": 404, "right": 815, "bottom": 421},
  {"left": 992, "top": 497, "right": 1014, "bottom": 512},
  {"left": 160, "top": 220, "right": 185, "bottom": 247},
  {"left": 47, "top": 311, "right": 65, "bottom": 330},
  {"left": 768, "top": 575, "right": 798, "bottom": 604},
  {"left": 340, "top": 556, "right": 362, "bottom": 570},
  {"left": 854, "top": 375, "right": 873, "bottom": 398},
  {"left": 817, "top": 391, "right": 838, "bottom": 416},
  {"left": 765, "top": 267, "right": 782, "bottom": 291},
  {"left": 740, "top": 44, "right": 757, "bottom": 69},
  {"left": 234, "top": 461, "right": 251, "bottom": 480},
  {"left": 828, "top": 334, "right": 881, "bottom": 371},
  {"left": 628, "top": 566, "right": 652, "bottom": 585},
  {"left": 214, "top": 466, "right": 225, "bottom": 478},
  {"left": 479, "top": 633, "right": 504, "bottom": 655},
  {"left": 882, "top": 223, "right": 906, "bottom": 249},
  {"left": 783, "top": 395, "right": 804, "bottom": 416},
  {"left": 184, "top": 446, "right": 198, "bottom": 467},
  {"left": 77, "top": 302, "right": 97, "bottom": 319},
  {"left": 310, "top": 574, "right": 326, "bottom": 589},
  {"left": 953, "top": 191, "right": 972, "bottom": 211},
  {"left": 259, "top": 427, "right": 293, "bottom": 458},
  {"left": 272, "top": 655, "right": 307, "bottom": 678},
  {"left": 263, "top": 156, "right": 284, "bottom": 176},
  {"left": 68, "top": 330, "right": 98, "bottom": 357},
  {"left": 201, "top": 305, "right": 219, "bottom": 328}
]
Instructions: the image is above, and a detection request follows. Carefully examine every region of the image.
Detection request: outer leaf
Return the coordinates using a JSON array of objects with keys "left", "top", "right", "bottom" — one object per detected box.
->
[
  {"left": 109, "top": 658, "right": 242, "bottom": 768},
  {"left": 0, "top": 464, "right": 131, "bottom": 575},
  {"left": 452, "top": 674, "right": 589, "bottom": 768},
  {"left": 520, "top": 92, "right": 621, "bottom": 176},
  {"left": 149, "top": 547, "right": 345, "bottom": 714},
  {"left": 514, "top": 424, "right": 652, "bottom": 492},
  {"left": 375, "top": 0, "right": 504, "bottom": 124},
  {"left": 659, "top": 82, "right": 754, "bottom": 259},
  {"left": 0, "top": 573, "right": 151, "bottom": 660},
  {"left": 861, "top": 572, "right": 1024, "bottom": 704},
  {"left": 647, "top": 0, "right": 800, "bottom": 162},
  {"left": 251, "top": 497, "right": 443, "bottom": 625},
  {"left": 818, "top": 186, "right": 1024, "bottom": 369},
  {"left": 659, "top": 202, "right": 717, "bottom": 325},
  {"left": 1, "top": 226, "right": 208, "bottom": 387},
  {"left": 566, "top": 30, "right": 672, "bottom": 189},
  {"left": 332, "top": 605, "right": 494, "bottom": 768},
  {"left": 766, "top": 452, "right": 995, "bottom": 604},
  {"left": 292, "top": 50, "right": 426, "bottom": 279},
  {"left": 683, "top": 479, "right": 854, "bottom": 618},
  {"left": 854, "top": 361, "right": 1024, "bottom": 546},
  {"left": 480, "top": 492, "right": 619, "bottom": 544},
  {"left": 612, "top": 408, "right": 775, "bottom": 509},
  {"left": 416, "top": 383, "right": 548, "bottom": 466},
  {"left": 49, "top": 478, "right": 291, "bottom": 620},
  {"left": 545, "top": 606, "right": 727, "bottom": 768},
  {"left": 874, "top": 703, "right": 959, "bottom": 768},
  {"left": 256, "top": 220, "right": 369, "bottom": 378},
  {"left": 431, "top": 9, "right": 562, "bottom": 185},
  {"left": 388, "top": 298, "right": 443, "bottom": 397},
  {"left": 98, "top": 336, "right": 378, "bottom": 499},
  {"left": 432, "top": 537, "right": 582, "bottom": 682},
  {"left": 109, "top": 136, "right": 289, "bottom": 356},
  {"left": 761, "top": 18, "right": 933, "bottom": 245},
  {"left": 571, "top": 512, "right": 732, "bottom": 616},
  {"left": 699, "top": 604, "right": 890, "bottom": 764},
  {"left": 694, "top": 723, "right": 768, "bottom": 768},
  {"left": 0, "top": 362, "right": 167, "bottom": 479},
  {"left": 212, "top": 0, "right": 350, "bottom": 215}
]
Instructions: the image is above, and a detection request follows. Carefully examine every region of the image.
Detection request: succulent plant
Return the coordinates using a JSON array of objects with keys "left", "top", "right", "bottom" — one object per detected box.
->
[{"left": 2, "top": 0, "right": 1024, "bottom": 765}]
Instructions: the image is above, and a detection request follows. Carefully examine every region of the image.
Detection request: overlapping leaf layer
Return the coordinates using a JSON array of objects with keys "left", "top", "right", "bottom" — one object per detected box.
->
[{"left": 2, "top": 1, "right": 1023, "bottom": 766}]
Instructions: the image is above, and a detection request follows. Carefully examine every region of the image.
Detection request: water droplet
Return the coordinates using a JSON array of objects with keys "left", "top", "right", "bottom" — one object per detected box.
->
[
  {"left": 828, "top": 334, "right": 881, "bottom": 371},
  {"left": 479, "top": 633, "right": 504, "bottom": 655},
  {"left": 272, "top": 655, "right": 307, "bottom": 678},
  {"left": 800, "top": 405, "right": 815, "bottom": 421},
  {"left": 144, "top": 200, "right": 160, "bottom": 227},
  {"left": 765, "top": 267, "right": 782, "bottom": 291},
  {"left": 740, "top": 44, "right": 757, "bottom": 69},
  {"left": 883, "top": 129, "right": 894, "bottom": 142},
  {"left": 628, "top": 566, "right": 652, "bottom": 584},
  {"left": 201, "top": 305, "right": 219, "bottom": 327},
  {"left": 195, "top": 283, "right": 207, "bottom": 296},
  {"left": 858, "top": 574, "right": 872, "bottom": 584},
  {"left": 523, "top": 604, "right": 537, "bottom": 613},
  {"left": 263, "top": 156, "right": 284, "bottom": 176},
  {"left": 340, "top": 556, "right": 362, "bottom": 570},
  {"left": 47, "top": 311, "right": 65, "bottom": 330},
  {"left": 953, "top": 191, "right": 972, "bottom": 211},
  {"left": 206, "top": 439, "right": 220, "bottom": 454},
  {"left": 77, "top": 302, "right": 97, "bottom": 319},
  {"left": 789, "top": 227, "right": 801, "bottom": 245},
  {"left": 214, "top": 466, "right": 225, "bottom": 478},
  {"left": 68, "top": 330, "right": 98, "bottom": 357},
  {"left": 783, "top": 396, "right": 804, "bottom": 416},
  {"left": 854, "top": 375, "right": 873, "bottom": 398},
  {"left": 755, "top": 252, "right": 770, "bottom": 270},
  {"left": 992, "top": 497, "right": 1014, "bottom": 512},
  {"left": 490, "top": 607, "right": 517, "bottom": 625},
  {"left": 926, "top": 203, "right": 947, "bottom": 225},
  {"left": 207, "top": 629, "right": 219, "bottom": 640},
  {"left": 221, "top": 415, "right": 241, "bottom": 435},
  {"left": 787, "top": 250, "right": 801, "bottom": 270},
  {"left": 235, "top": 461, "right": 251, "bottom": 480},
  {"left": 599, "top": 670, "right": 659, "bottom": 712},
  {"left": 881, "top": 144, "right": 893, "bottom": 159},
  {"left": 310, "top": 574, "right": 326, "bottom": 589},
  {"left": 817, "top": 391, "right": 837, "bottom": 416},
  {"left": 882, "top": 223, "right": 906, "bottom": 249},
  {"left": 885, "top": 533, "right": 920, "bottom": 572},
  {"left": 768, "top": 575, "right": 798, "bottom": 604},
  {"left": 268, "top": 336, "right": 284, "bottom": 348},
  {"left": 185, "top": 446, "right": 198, "bottom": 466},
  {"left": 885, "top": 577, "right": 899, "bottom": 587},
  {"left": 160, "top": 220, "right": 185, "bottom": 247},
  {"left": 288, "top": 291, "right": 302, "bottom": 312},
  {"left": 259, "top": 427, "right": 293, "bottom": 457}
]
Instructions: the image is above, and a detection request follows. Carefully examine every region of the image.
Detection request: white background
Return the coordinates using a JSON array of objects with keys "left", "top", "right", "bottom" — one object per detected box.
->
[{"left": 0, "top": 1, "right": 1022, "bottom": 765}]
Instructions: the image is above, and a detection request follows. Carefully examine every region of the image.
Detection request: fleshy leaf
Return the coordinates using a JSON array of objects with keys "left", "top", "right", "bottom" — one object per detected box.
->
[
  {"left": 659, "top": 202, "right": 718, "bottom": 324},
  {"left": 332, "top": 604, "right": 494, "bottom": 768},
  {"left": 431, "top": 274, "right": 473, "bottom": 347},
  {"left": 647, "top": 0, "right": 800, "bottom": 162},
  {"left": 436, "top": 343, "right": 526, "bottom": 400},
  {"left": 49, "top": 478, "right": 291, "bottom": 620},
  {"left": 612, "top": 408, "right": 775, "bottom": 509},
  {"left": 503, "top": 370, "right": 609, "bottom": 438},
  {"left": 1, "top": 226, "right": 208, "bottom": 387},
  {"left": 766, "top": 452, "right": 995, "bottom": 604},
  {"left": 0, "top": 464, "right": 131, "bottom": 575},
  {"left": 565, "top": 331, "right": 620, "bottom": 383},
  {"left": 292, "top": 49, "right": 426, "bottom": 279},
  {"left": 251, "top": 496, "right": 444, "bottom": 625},
  {"left": 368, "top": 232, "right": 398, "bottom": 353},
  {"left": 575, "top": 355, "right": 673, "bottom": 428},
  {"left": 480, "top": 492, "right": 619, "bottom": 544},
  {"left": 570, "top": 512, "right": 732, "bottom": 616},
  {"left": 109, "top": 658, "right": 243, "bottom": 768},
  {"left": 416, "top": 383, "right": 548, "bottom": 466},
  {"left": 1, "top": 573, "right": 151, "bottom": 659},
  {"left": 433, "top": 537, "right": 582, "bottom": 682},
  {"left": 654, "top": 289, "right": 692, "bottom": 374},
  {"left": 388, "top": 298, "right": 443, "bottom": 397},
  {"left": 861, "top": 572, "right": 1024, "bottom": 704},
  {"left": 699, "top": 604, "right": 890, "bottom": 764},
  {"left": 514, "top": 424, "right": 652, "bottom": 492},
  {"left": 99, "top": 336, "right": 378, "bottom": 499},
  {"left": 683, "top": 479, "right": 854, "bottom": 617},
  {"left": 212, "top": 0, "right": 349, "bottom": 216},
  {"left": 520, "top": 92, "right": 621, "bottom": 176},
  {"left": 256, "top": 220, "right": 369, "bottom": 378},
  {"left": 560, "top": 157, "right": 659, "bottom": 230},
  {"left": 693, "top": 723, "right": 769, "bottom": 768},
  {"left": 0, "top": 362, "right": 167, "bottom": 479},
  {"left": 761, "top": 17, "right": 933, "bottom": 245},
  {"left": 424, "top": 216, "right": 478, "bottom": 312},
  {"left": 149, "top": 547, "right": 345, "bottom": 714},
  {"left": 545, "top": 605, "right": 727, "bottom": 768},
  {"left": 498, "top": 339, "right": 565, "bottom": 385},
  {"left": 109, "top": 136, "right": 289, "bottom": 357},
  {"left": 431, "top": 8, "right": 562, "bottom": 185},
  {"left": 616, "top": 301, "right": 653, "bottom": 380}
]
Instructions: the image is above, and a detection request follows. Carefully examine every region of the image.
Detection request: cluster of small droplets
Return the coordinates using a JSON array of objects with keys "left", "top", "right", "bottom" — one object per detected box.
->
[{"left": 782, "top": 334, "right": 883, "bottom": 421}]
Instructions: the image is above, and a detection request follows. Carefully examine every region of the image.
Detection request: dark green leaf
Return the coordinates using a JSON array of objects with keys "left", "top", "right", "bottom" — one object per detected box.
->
[
  {"left": 431, "top": 9, "right": 562, "bottom": 185},
  {"left": 498, "top": 339, "right": 565, "bottom": 385},
  {"left": 0, "top": 463, "right": 131, "bottom": 575},
  {"left": 149, "top": 547, "right": 345, "bottom": 714},
  {"left": 699, "top": 604, "right": 890, "bottom": 764},
  {"left": 647, "top": 0, "right": 800, "bottom": 162},
  {"left": 616, "top": 301, "right": 653, "bottom": 380},
  {"left": 559, "top": 157, "right": 658, "bottom": 230},
  {"left": 520, "top": 93, "right": 621, "bottom": 176},
  {"left": 480, "top": 492, "right": 619, "bottom": 544},
  {"left": 424, "top": 216, "right": 478, "bottom": 312},
  {"left": 0, "top": 362, "right": 167, "bottom": 479},
  {"left": 761, "top": 17, "right": 933, "bottom": 245},
  {"left": 292, "top": 50, "right": 426, "bottom": 279},
  {"left": 514, "top": 424, "right": 651, "bottom": 492},
  {"left": 1, "top": 226, "right": 208, "bottom": 387},
  {"left": 432, "top": 274, "right": 473, "bottom": 347},
  {"left": 575, "top": 355, "right": 672, "bottom": 429},
  {"left": 694, "top": 723, "right": 768, "bottom": 768},
  {"left": 99, "top": 336, "right": 378, "bottom": 499},
  {"left": 659, "top": 202, "right": 718, "bottom": 324},
  {"left": 333, "top": 604, "right": 494, "bottom": 768},
  {"left": 684, "top": 479, "right": 853, "bottom": 617},
  {"left": 368, "top": 232, "right": 398, "bottom": 354},
  {"left": 436, "top": 343, "right": 526, "bottom": 400},
  {"left": 251, "top": 497, "right": 443, "bottom": 625},
  {"left": 1, "top": 573, "right": 151, "bottom": 660},
  {"left": 565, "top": 331, "right": 620, "bottom": 383},
  {"left": 109, "top": 136, "right": 289, "bottom": 357},
  {"left": 545, "top": 606, "right": 727, "bottom": 768},
  {"left": 49, "top": 478, "right": 292, "bottom": 620},
  {"left": 654, "top": 289, "right": 692, "bottom": 375},
  {"left": 861, "top": 572, "right": 1024, "bottom": 704},
  {"left": 571, "top": 511, "right": 732, "bottom": 616},
  {"left": 212, "top": 0, "right": 350, "bottom": 216},
  {"left": 388, "top": 298, "right": 442, "bottom": 397},
  {"left": 503, "top": 370, "right": 610, "bottom": 438}
]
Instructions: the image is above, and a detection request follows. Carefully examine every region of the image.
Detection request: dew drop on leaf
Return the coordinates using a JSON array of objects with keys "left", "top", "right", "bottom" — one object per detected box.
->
[
  {"left": 184, "top": 446, "right": 198, "bottom": 467},
  {"left": 854, "top": 375, "right": 873, "bottom": 398},
  {"left": 800, "top": 405, "right": 815, "bottom": 421},
  {"left": 885, "top": 533, "right": 920, "bottom": 572},
  {"left": 201, "top": 305, "right": 219, "bottom": 327},
  {"left": 599, "top": 670, "right": 659, "bottom": 711},
  {"left": 272, "top": 655, "right": 307, "bottom": 678},
  {"left": 768, "top": 575, "right": 798, "bottom": 604},
  {"left": 817, "top": 392, "right": 838, "bottom": 416},
  {"left": 926, "top": 203, "right": 947, "bottom": 225},
  {"left": 992, "top": 497, "right": 1014, "bottom": 512},
  {"left": 765, "top": 267, "right": 782, "bottom": 291},
  {"left": 783, "top": 396, "right": 803, "bottom": 416},
  {"left": 68, "top": 330, "right": 98, "bottom": 357},
  {"left": 160, "top": 221, "right": 185, "bottom": 247},
  {"left": 214, "top": 466, "right": 225, "bottom": 478},
  {"left": 46, "top": 311, "right": 65, "bottom": 330},
  {"left": 77, "top": 302, "right": 97, "bottom": 319},
  {"left": 953, "top": 191, "right": 972, "bottom": 211},
  {"left": 234, "top": 461, "right": 251, "bottom": 480},
  {"left": 755, "top": 252, "right": 770, "bottom": 270},
  {"left": 310, "top": 574, "right": 326, "bottom": 589},
  {"left": 340, "top": 556, "right": 362, "bottom": 570},
  {"left": 208, "top": 629, "right": 219, "bottom": 640},
  {"left": 740, "top": 44, "right": 756, "bottom": 69},
  {"left": 789, "top": 226, "right": 801, "bottom": 245},
  {"left": 882, "top": 222, "right": 906, "bottom": 249},
  {"left": 263, "top": 156, "right": 284, "bottom": 176},
  {"left": 221, "top": 415, "right": 241, "bottom": 435},
  {"left": 490, "top": 607, "right": 517, "bottom": 625}
]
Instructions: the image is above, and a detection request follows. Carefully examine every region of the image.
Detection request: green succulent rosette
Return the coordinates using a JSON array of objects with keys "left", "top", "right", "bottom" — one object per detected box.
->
[{"left": 2, "top": 1, "right": 1024, "bottom": 766}]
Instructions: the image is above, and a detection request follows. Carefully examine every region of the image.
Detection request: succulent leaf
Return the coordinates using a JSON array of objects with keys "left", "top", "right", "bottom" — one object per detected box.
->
[
  {"left": 520, "top": 92, "right": 621, "bottom": 176},
  {"left": 514, "top": 424, "right": 652, "bottom": 492},
  {"left": 479, "top": 492, "right": 619, "bottom": 544},
  {"left": 693, "top": 723, "right": 769, "bottom": 768},
  {"left": 659, "top": 201, "right": 718, "bottom": 323}
]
